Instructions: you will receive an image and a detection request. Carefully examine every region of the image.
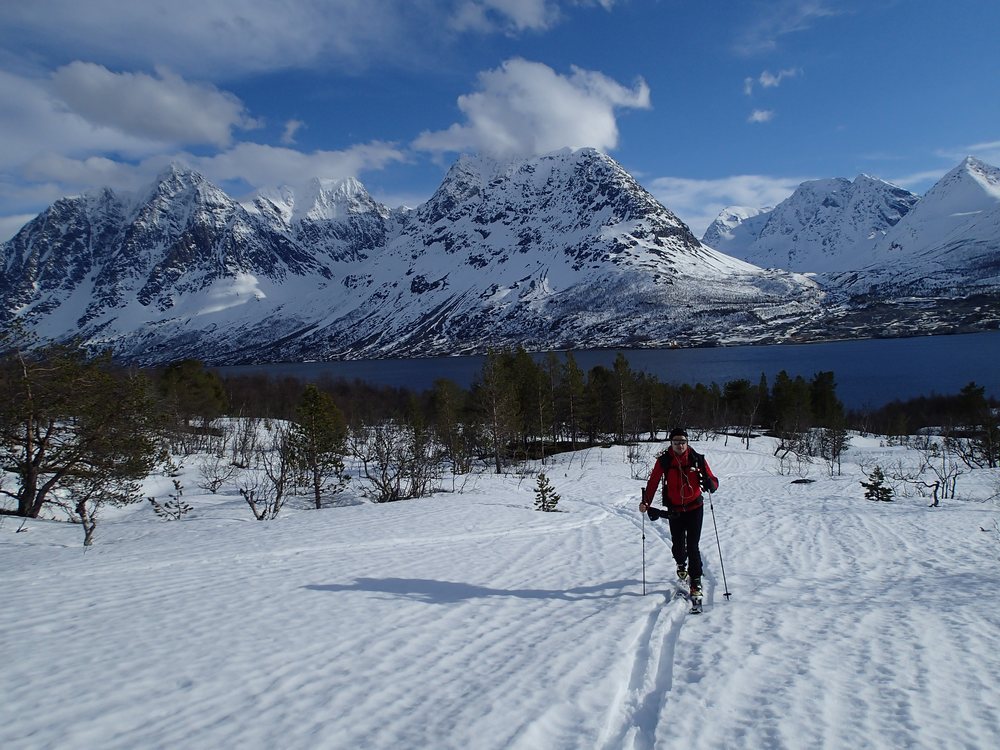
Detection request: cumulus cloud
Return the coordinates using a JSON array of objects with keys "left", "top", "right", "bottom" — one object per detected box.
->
[
  {"left": 0, "top": 69, "right": 167, "bottom": 175},
  {"left": 49, "top": 63, "right": 259, "bottom": 148},
  {"left": 748, "top": 109, "right": 775, "bottom": 123},
  {"left": 412, "top": 58, "right": 650, "bottom": 158},
  {"left": 648, "top": 173, "right": 805, "bottom": 238}
]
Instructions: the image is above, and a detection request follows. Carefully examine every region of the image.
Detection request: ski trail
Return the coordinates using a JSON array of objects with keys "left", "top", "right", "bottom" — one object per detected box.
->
[
  {"left": 596, "top": 592, "right": 689, "bottom": 750},
  {"left": 595, "top": 498, "right": 692, "bottom": 750}
]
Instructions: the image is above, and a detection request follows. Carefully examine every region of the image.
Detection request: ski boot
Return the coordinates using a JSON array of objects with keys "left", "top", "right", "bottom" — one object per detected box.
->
[
  {"left": 689, "top": 577, "right": 703, "bottom": 614},
  {"left": 676, "top": 565, "right": 688, "bottom": 582}
]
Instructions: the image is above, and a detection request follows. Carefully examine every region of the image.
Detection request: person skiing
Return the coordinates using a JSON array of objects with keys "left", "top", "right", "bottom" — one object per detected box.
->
[{"left": 639, "top": 428, "right": 719, "bottom": 601}]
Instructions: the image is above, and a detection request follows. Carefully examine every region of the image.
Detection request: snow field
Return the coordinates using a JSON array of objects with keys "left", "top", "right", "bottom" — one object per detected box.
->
[{"left": 1, "top": 436, "right": 999, "bottom": 749}]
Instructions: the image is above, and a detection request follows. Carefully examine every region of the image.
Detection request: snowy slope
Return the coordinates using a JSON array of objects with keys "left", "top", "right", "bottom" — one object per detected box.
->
[
  {"left": 702, "top": 175, "right": 918, "bottom": 273},
  {"left": 2, "top": 436, "right": 998, "bottom": 749},
  {"left": 829, "top": 157, "right": 1000, "bottom": 295},
  {"left": 700, "top": 205, "right": 771, "bottom": 259}
]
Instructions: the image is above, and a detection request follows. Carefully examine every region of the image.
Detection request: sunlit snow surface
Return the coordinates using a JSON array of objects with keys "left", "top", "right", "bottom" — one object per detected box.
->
[{"left": 2, "top": 435, "right": 999, "bottom": 749}]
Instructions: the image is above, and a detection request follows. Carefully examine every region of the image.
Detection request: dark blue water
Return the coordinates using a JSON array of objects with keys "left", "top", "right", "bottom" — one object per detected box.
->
[{"left": 214, "top": 331, "right": 1000, "bottom": 409}]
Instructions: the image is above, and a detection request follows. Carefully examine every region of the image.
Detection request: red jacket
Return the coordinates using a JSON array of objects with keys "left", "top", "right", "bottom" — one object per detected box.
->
[{"left": 644, "top": 447, "right": 719, "bottom": 512}]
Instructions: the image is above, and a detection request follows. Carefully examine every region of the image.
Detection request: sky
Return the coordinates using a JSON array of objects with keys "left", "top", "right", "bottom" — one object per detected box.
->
[
  {"left": 1, "top": 0, "right": 999, "bottom": 243},
  {"left": 3, "top": 433, "right": 1000, "bottom": 748}
]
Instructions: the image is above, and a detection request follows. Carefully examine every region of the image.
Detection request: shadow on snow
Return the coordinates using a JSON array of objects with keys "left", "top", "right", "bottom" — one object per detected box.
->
[{"left": 304, "top": 577, "right": 645, "bottom": 603}]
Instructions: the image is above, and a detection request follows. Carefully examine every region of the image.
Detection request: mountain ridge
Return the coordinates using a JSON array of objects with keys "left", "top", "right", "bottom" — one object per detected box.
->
[{"left": 3, "top": 150, "right": 999, "bottom": 364}]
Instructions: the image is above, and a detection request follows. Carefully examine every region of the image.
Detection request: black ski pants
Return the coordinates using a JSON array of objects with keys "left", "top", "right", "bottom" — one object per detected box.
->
[{"left": 668, "top": 505, "right": 704, "bottom": 579}]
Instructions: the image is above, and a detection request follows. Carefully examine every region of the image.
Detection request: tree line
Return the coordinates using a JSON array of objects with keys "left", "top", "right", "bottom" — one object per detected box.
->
[{"left": 2, "top": 334, "right": 997, "bottom": 543}]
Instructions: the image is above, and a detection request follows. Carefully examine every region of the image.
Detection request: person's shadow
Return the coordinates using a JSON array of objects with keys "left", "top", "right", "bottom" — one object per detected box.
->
[{"left": 304, "top": 577, "right": 644, "bottom": 604}]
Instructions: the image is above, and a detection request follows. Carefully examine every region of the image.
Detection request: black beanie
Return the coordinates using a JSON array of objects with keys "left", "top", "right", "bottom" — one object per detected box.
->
[{"left": 669, "top": 428, "right": 688, "bottom": 440}]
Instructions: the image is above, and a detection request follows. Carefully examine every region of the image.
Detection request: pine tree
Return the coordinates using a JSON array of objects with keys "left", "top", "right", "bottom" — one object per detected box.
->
[
  {"left": 533, "top": 472, "right": 561, "bottom": 512},
  {"left": 159, "top": 359, "right": 228, "bottom": 430},
  {"left": 0, "top": 344, "right": 162, "bottom": 528},
  {"left": 861, "top": 465, "right": 894, "bottom": 502},
  {"left": 149, "top": 480, "right": 193, "bottom": 520},
  {"left": 288, "top": 385, "right": 349, "bottom": 509}
]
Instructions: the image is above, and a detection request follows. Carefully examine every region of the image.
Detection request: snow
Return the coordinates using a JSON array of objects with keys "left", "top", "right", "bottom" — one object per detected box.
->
[
  {"left": 702, "top": 175, "right": 920, "bottom": 274},
  {"left": 3, "top": 434, "right": 999, "bottom": 749}
]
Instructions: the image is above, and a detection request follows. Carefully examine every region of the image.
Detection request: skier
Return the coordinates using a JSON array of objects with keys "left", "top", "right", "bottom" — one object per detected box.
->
[{"left": 639, "top": 428, "right": 720, "bottom": 604}]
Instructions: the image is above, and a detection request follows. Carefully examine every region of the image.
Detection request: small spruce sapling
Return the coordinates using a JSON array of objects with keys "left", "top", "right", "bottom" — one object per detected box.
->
[
  {"left": 534, "top": 472, "right": 561, "bottom": 512},
  {"left": 149, "top": 480, "right": 193, "bottom": 520},
  {"left": 861, "top": 465, "right": 894, "bottom": 502}
]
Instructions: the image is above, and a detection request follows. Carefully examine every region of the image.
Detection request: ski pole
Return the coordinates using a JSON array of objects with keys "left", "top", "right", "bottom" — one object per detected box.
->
[
  {"left": 640, "top": 488, "right": 646, "bottom": 596},
  {"left": 708, "top": 491, "right": 732, "bottom": 600}
]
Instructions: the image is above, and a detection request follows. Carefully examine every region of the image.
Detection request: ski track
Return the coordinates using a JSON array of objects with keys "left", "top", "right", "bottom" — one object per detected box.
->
[{"left": 2, "top": 439, "right": 999, "bottom": 749}]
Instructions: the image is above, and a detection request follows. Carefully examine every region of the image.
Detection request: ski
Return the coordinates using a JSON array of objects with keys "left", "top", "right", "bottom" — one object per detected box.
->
[{"left": 689, "top": 596, "right": 703, "bottom": 614}]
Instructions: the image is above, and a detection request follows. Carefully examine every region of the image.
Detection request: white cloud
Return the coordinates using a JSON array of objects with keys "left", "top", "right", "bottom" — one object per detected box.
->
[
  {"left": 0, "top": 69, "right": 166, "bottom": 174},
  {"left": 281, "top": 120, "right": 306, "bottom": 146},
  {"left": 21, "top": 153, "right": 153, "bottom": 191},
  {"left": 648, "top": 173, "right": 805, "bottom": 238},
  {"left": 3, "top": 139, "right": 406, "bottom": 228},
  {"left": 50, "top": 63, "right": 258, "bottom": 148},
  {"left": 936, "top": 140, "right": 1000, "bottom": 169},
  {"left": 759, "top": 67, "right": 800, "bottom": 88},
  {"left": 412, "top": 58, "right": 650, "bottom": 158},
  {"left": 187, "top": 141, "right": 408, "bottom": 189},
  {"left": 0, "top": 1, "right": 441, "bottom": 78},
  {"left": 748, "top": 109, "right": 775, "bottom": 123},
  {"left": 450, "top": 0, "right": 560, "bottom": 32},
  {"left": 734, "top": 0, "right": 840, "bottom": 56},
  {"left": 448, "top": 0, "right": 618, "bottom": 34},
  {"left": 1, "top": 1, "right": 618, "bottom": 79},
  {"left": 744, "top": 67, "right": 801, "bottom": 96},
  {"left": 0, "top": 213, "right": 39, "bottom": 243}
]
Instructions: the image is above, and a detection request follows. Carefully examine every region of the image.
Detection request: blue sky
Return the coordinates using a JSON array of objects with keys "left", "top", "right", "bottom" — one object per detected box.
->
[{"left": 1, "top": 0, "right": 998, "bottom": 242}]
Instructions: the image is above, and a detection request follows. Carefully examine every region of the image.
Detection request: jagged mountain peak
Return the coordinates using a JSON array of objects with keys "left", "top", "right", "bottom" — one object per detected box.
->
[
  {"left": 930, "top": 156, "right": 1000, "bottom": 203},
  {"left": 252, "top": 176, "right": 388, "bottom": 226},
  {"left": 701, "top": 206, "right": 772, "bottom": 250},
  {"left": 422, "top": 147, "right": 688, "bottom": 233},
  {"left": 147, "top": 162, "right": 211, "bottom": 197},
  {"left": 861, "top": 156, "right": 1000, "bottom": 271},
  {"left": 5, "top": 152, "right": 998, "bottom": 364},
  {"left": 702, "top": 171, "right": 919, "bottom": 273}
]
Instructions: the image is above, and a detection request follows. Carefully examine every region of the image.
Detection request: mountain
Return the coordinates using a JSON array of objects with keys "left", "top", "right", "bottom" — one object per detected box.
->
[
  {"left": 699, "top": 157, "right": 1000, "bottom": 338},
  {"left": 828, "top": 156, "right": 1000, "bottom": 295},
  {"left": 701, "top": 175, "right": 919, "bottom": 273},
  {"left": 701, "top": 205, "right": 772, "bottom": 256},
  {"left": 0, "top": 149, "right": 825, "bottom": 364}
]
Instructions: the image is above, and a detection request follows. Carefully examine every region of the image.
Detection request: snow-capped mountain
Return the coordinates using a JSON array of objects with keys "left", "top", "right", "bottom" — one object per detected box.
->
[
  {"left": 0, "top": 149, "right": 826, "bottom": 363},
  {"left": 828, "top": 157, "right": 1000, "bottom": 295},
  {"left": 702, "top": 175, "right": 919, "bottom": 273},
  {"left": 701, "top": 206, "right": 772, "bottom": 259}
]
